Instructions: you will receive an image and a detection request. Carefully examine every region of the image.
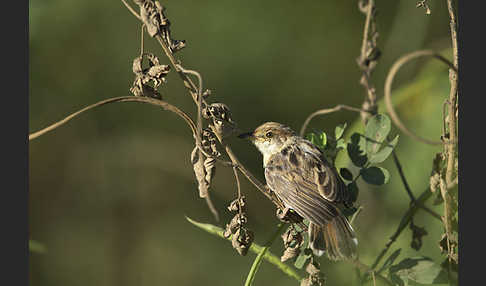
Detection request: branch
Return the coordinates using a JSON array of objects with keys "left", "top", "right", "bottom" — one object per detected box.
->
[
  {"left": 29, "top": 96, "right": 196, "bottom": 141},
  {"left": 357, "top": 0, "right": 380, "bottom": 122},
  {"left": 384, "top": 50, "right": 456, "bottom": 145},
  {"left": 392, "top": 151, "right": 442, "bottom": 221},
  {"left": 445, "top": 0, "right": 458, "bottom": 188},
  {"left": 244, "top": 223, "right": 287, "bottom": 286},
  {"left": 121, "top": 0, "right": 141, "bottom": 21},
  {"left": 299, "top": 104, "right": 368, "bottom": 137}
]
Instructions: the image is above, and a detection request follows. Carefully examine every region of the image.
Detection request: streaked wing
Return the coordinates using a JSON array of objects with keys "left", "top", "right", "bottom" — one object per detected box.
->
[
  {"left": 274, "top": 139, "right": 346, "bottom": 202},
  {"left": 264, "top": 140, "right": 346, "bottom": 226}
]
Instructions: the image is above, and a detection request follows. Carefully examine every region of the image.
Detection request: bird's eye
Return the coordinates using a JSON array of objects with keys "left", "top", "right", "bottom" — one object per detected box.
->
[{"left": 265, "top": 131, "right": 273, "bottom": 138}]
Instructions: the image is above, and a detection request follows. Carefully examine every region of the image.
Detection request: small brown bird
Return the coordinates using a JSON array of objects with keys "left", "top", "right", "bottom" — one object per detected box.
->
[{"left": 239, "top": 122, "right": 357, "bottom": 260}]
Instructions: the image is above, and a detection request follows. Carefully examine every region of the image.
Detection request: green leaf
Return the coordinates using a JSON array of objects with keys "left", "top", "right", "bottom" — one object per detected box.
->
[
  {"left": 306, "top": 133, "right": 318, "bottom": 145},
  {"left": 368, "top": 135, "right": 399, "bottom": 164},
  {"left": 361, "top": 166, "right": 389, "bottom": 185},
  {"left": 388, "top": 257, "right": 448, "bottom": 285},
  {"left": 340, "top": 168, "right": 353, "bottom": 181},
  {"left": 347, "top": 133, "right": 368, "bottom": 167},
  {"left": 346, "top": 181, "right": 359, "bottom": 205},
  {"left": 319, "top": 132, "right": 327, "bottom": 148},
  {"left": 29, "top": 240, "right": 47, "bottom": 254},
  {"left": 335, "top": 123, "right": 347, "bottom": 140},
  {"left": 294, "top": 249, "right": 311, "bottom": 269},
  {"left": 336, "top": 138, "right": 346, "bottom": 150},
  {"left": 306, "top": 132, "right": 326, "bottom": 149},
  {"left": 364, "top": 114, "right": 391, "bottom": 155}
]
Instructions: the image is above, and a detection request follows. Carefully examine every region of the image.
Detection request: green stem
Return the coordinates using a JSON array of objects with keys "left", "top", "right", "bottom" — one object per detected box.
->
[
  {"left": 245, "top": 223, "right": 287, "bottom": 286},
  {"left": 186, "top": 217, "right": 303, "bottom": 282}
]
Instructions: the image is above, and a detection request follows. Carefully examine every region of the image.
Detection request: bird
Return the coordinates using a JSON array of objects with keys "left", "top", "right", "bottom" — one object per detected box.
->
[{"left": 239, "top": 122, "right": 357, "bottom": 260}]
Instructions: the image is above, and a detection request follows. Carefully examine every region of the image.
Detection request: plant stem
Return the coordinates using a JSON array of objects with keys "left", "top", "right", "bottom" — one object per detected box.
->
[
  {"left": 245, "top": 223, "right": 287, "bottom": 286},
  {"left": 186, "top": 217, "right": 304, "bottom": 282}
]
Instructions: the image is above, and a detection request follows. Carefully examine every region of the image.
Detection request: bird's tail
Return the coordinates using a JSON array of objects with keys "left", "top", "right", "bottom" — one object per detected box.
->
[{"left": 308, "top": 215, "right": 358, "bottom": 261}]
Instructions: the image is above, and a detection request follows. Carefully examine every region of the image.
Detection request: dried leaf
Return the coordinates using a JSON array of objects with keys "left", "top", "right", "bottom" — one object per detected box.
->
[
  {"left": 204, "top": 157, "right": 216, "bottom": 185},
  {"left": 191, "top": 147, "right": 209, "bottom": 198},
  {"left": 130, "top": 53, "right": 169, "bottom": 99},
  {"left": 227, "top": 196, "right": 246, "bottom": 213},
  {"left": 280, "top": 227, "right": 304, "bottom": 262},
  {"left": 232, "top": 228, "right": 254, "bottom": 256}
]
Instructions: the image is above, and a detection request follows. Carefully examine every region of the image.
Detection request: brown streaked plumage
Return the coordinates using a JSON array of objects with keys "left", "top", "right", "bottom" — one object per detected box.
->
[{"left": 240, "top": 122, "right": 358, "bottom": 260}]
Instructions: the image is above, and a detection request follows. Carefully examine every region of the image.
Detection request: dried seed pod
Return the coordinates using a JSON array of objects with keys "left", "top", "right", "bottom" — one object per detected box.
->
[
  {"left": 280, "top": 227, "right": 304, "bottom": 262},
  {"left": 223, "top": 214, "right": 240, "bottom": 238},
  {"left": 137, "top": 0, "right": 167, "bottom": 37},
  {"left": 203, "top": 103, "right": 237, "bottom": 138},
  {"left": 135, "top": 1, "right": 186, "bottom": 52},
  {"left": 232, "top": 228, "right": 254, "bottom": 256},
  {"left": 201, "top": 128, "right": 221, "bottom": 157},
  {"left": 202, "top": 89, "right": 212, "bottom": 99},
  {"left": 130, "top": 53, "right": 169, "bottom": 99},
  {"left": 306, "top": 261, "right": 321, "bottom": 276},
  {"left": 429, "top": 173, "right": 440, "bottom": 193},
  {"left": 147, "top": 64, "right": 170, "bottom": 87},
  {"left": 228, "top": 196, "right": 246, "bottom": 213},
  {"left": 282, "top": 227, "right": 304, "bottom": 249},
  {"left": 300, "top": 261, "right": 325, "bottom": 286},
  {"left": 281, "top": 247, "right": 301, "bottom": 263}
]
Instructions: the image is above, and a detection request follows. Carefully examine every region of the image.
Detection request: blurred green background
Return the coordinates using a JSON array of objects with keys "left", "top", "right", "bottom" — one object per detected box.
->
[{"left": 29, "top": 0, "right": 455, "bottom": 285}]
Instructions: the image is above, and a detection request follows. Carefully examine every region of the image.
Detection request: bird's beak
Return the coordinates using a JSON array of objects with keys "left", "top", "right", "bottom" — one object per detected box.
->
[{"left": 238, "top": 131, "right": 254, "bottom": 140}]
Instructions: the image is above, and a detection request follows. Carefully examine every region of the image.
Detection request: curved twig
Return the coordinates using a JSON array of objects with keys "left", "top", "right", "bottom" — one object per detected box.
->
[
  {"left": 384, "top": 50, "right": 456, "bottom": 145},
  {"left": 121, "top": 0, "right": 141, "bottom": 21},
  {"left": 299, "top": 104, "right": 369, "bottom": 137},
  {"left": 29, "top": 96, "right": 196, "bottom": 141}
]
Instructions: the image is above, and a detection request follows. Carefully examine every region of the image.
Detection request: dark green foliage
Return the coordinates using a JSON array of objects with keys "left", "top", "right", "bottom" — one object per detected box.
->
[
  {"left": 377, "top": 248, "right": 402, "bottom": 274},
  {"left": 360, "top": 166, "right": 390, "bottom": 185},
  {"left": 339, "top": 168, "right": 353, "bottom": 181},
  {"left": 347, "top": 133, "right": 368, "bottom": 168},
  {"left": 388, "top": 257, "right": 448, "bottom": 285}
]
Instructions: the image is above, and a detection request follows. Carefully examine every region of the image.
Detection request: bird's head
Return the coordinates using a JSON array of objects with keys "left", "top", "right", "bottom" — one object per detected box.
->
[{"left": 238, "top": 122, "right": 296, "bottom": 158}]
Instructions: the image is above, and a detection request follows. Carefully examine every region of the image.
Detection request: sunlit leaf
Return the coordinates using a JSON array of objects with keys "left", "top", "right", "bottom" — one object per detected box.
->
[
  {"left": 388, "top": 257, "right": 448, "bottom": 285},
  {"left": 368, "top": 135, "right": 399, "bottom": 164},
  {"left": 365, "top": 114, "right": 391, "bottom": 155},
  {"left": 335, "top": 123, "right": 347, "bottom": 140}
]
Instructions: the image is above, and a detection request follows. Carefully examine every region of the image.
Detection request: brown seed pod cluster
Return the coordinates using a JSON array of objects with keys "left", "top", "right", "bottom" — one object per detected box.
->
[
  {"left": 223, "top": 196, "right": 254, "bottom": 256},
  {"left": 190, "top": 129, "right": 221, "bottom": 198},
  {"left": 280, "top": 226, "right": 304, "bottom": 262},
  {"left": 130, "top": 53, "right": 170, "bottom": 99},
  {"left": 134, "top": 0, "right": 186, "bottom": 53},
  {"left": 300, "top": 260, "right": 326, "bottom": 286},
  {"left": 203, "top": 103, "right": 237, "bottom": 139}
]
